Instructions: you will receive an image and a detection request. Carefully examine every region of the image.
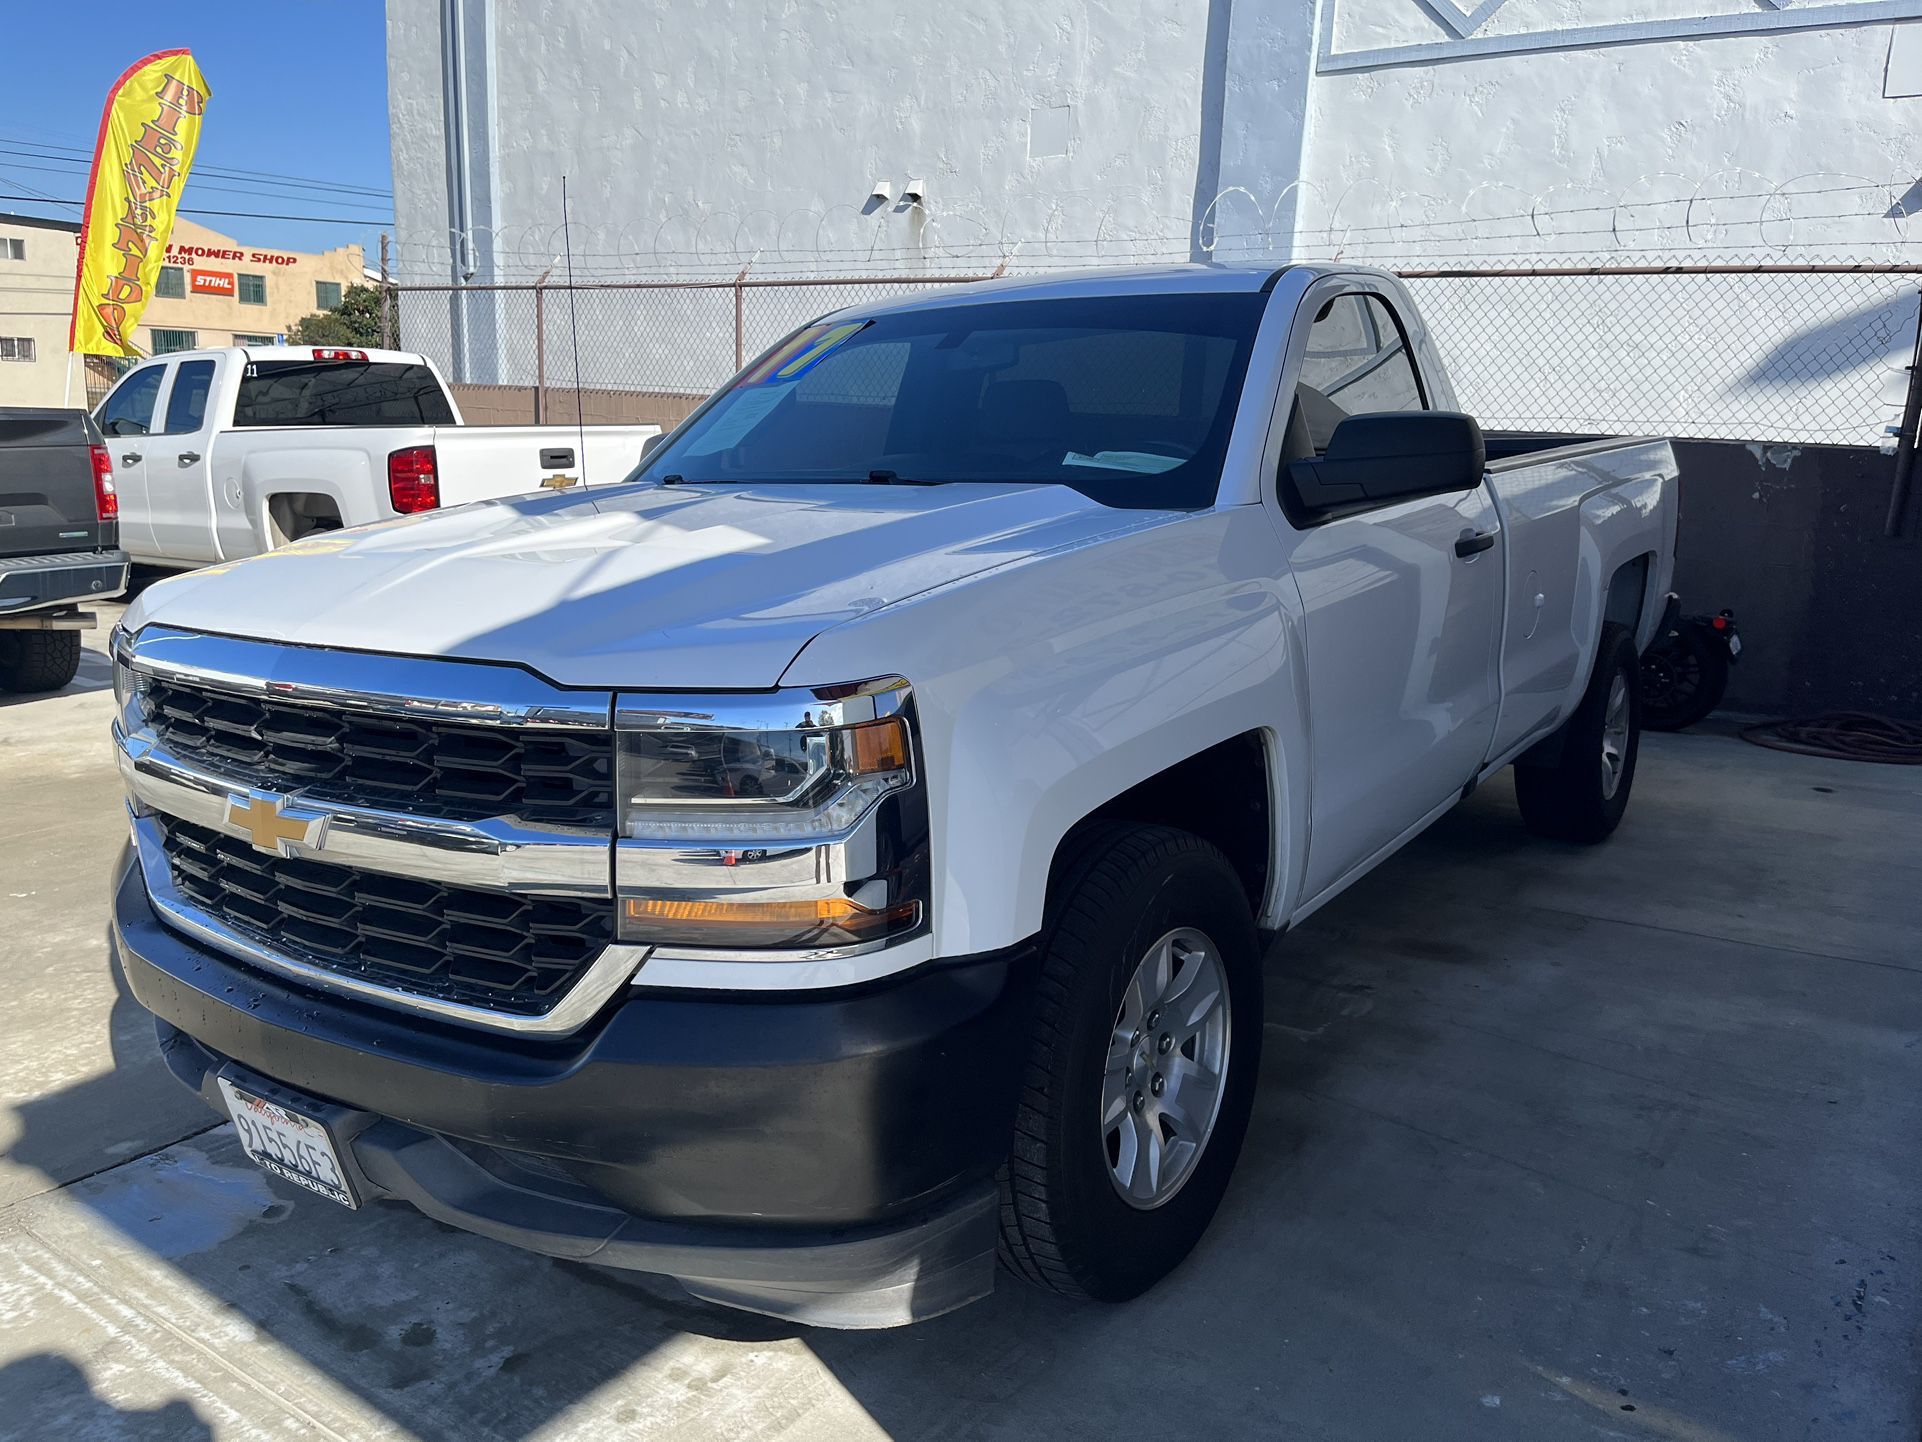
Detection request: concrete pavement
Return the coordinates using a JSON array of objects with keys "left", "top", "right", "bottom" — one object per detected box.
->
[{"left": 2, "top": 612, "right": 1918, "bottom": 1440}]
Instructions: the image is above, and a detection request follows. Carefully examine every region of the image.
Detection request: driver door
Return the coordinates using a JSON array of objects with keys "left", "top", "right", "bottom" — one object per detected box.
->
[
  {"left": 94, "top": 362, "right": 167, "bottom": 561},
  {"left": 1277, "top": 287, "right": 1505, "bottom": 903}
]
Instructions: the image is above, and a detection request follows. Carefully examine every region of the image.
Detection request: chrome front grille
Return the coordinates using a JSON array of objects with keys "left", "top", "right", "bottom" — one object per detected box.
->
[
  {"left": 116, "top": 625, "right": 643, "bottom": 1033},
  {"left": 156, "top": 813, "right": 614, "bottom": 1016},
  {"left": 141, "top": 673, "right": 614, "bottom": 828}
]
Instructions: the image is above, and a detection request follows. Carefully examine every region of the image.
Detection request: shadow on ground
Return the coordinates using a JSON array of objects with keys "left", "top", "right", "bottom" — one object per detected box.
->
[
  {"left": 4, "top": 736, "right": 1919, "bottom": 1439},
  {"left": 0, "top": 1354, "right": 212, "bottom": 1441}
]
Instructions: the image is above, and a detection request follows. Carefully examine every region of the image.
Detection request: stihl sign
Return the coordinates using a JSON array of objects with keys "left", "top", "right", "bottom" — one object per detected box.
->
[{"left": 190, "top": 269, "right": 235, "bottom": 296}]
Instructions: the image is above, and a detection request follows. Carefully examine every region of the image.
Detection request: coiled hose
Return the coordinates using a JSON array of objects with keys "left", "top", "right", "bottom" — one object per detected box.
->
[{"left": 1742, "top": 713, "right": 1922, "bottom": 765}]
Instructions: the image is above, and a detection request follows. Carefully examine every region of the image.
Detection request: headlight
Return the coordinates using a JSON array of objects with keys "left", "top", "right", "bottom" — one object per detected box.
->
[
  {"left": 613, "top": 679, "right": 929, "bottom": 953},
  {"left": 615, "top": 712, "right": 911, "bottom": 839}
]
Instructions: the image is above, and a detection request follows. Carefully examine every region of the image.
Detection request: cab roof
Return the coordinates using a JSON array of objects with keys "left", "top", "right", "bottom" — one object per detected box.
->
[{"left": 845, "top": 261, "right": 1375, "bottom": 318}]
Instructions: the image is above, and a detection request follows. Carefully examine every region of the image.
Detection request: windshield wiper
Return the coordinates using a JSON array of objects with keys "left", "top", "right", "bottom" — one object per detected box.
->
[
  {"left": 862, "top": 470, "right": 942, "bottom": 486},
  {"left": 655, "top": 471, "right": 945, "bottom": 487}
]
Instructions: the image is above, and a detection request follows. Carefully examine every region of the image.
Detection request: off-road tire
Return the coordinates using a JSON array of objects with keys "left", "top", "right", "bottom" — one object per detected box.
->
[
  {"left": 1515, "top": 621, "right": 1641, "bottom": 842},
  {"left": 0, "top": 630, "right": 82, "bottom": 694},
  {"left": 1641, "top": 623, "right": 1727, "bottom": 731},
  {"left": 997, "top": 822, "right": 1263, "bottom": 1302}
]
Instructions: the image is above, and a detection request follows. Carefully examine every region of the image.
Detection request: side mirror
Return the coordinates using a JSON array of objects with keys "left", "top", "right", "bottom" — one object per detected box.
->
[
  {"left": 1285, "top": 411, "right": 1485, "bottom": 516},
  {"left": 640, "top": 432, "right": 665, "bottom": 460}
]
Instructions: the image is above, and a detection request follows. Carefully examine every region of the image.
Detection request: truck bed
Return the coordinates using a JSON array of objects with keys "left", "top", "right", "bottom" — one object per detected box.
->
[{"left": 1483, "top": 430, "right": 1631, "bottom": 467}]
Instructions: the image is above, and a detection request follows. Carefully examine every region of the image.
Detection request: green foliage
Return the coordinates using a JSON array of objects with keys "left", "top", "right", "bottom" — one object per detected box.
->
[{"left": 285, "top": 284, "right": 386, "bottom": 346}]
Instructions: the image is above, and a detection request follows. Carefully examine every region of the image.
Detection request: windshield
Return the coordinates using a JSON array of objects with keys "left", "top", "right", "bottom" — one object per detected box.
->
[{"left": 633, "top": 292, "right": 1266, "bottom": 509}]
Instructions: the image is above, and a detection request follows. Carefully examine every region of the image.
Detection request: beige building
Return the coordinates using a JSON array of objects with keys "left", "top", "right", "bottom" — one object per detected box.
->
[
  {"left": 139, "top": 218, "right": 365, "bottom": 357},
  {"left": 0, "top": 213, "right": 366, "bottom": 408},
  {"left": 0, "top": 212, "right": 84, "bottom": 407}
]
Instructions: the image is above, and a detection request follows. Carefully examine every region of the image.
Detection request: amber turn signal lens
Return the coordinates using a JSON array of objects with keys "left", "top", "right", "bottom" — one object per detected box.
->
[
  {"left": 621, "top": 894, "right": 920, "bottom": 948},
  {"left": 847, "top": 717, "right": 910, "bottom": 775}
]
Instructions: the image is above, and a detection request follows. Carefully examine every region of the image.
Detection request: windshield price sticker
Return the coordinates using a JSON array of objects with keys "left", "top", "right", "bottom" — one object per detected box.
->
[{"left": 740, "top": 321, "right": 869, "bottom": 388}]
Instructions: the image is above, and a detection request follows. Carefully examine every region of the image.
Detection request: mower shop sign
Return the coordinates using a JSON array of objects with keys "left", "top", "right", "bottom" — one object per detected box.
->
[
  {"left": 167, "top": 244, "right": 300, "bottom": 266},
  {"left": 190, "top": 269, "right": 235, "bottom": 296}
]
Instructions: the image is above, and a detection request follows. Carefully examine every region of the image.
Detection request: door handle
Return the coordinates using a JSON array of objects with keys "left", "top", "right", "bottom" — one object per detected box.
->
[
  {"left": 1454, "top": 530, "right": 1496, "bottom": 558},
  {"left": 121, "top": 452, "right": 142, "bottom": 466},
  {"left": 177, "top": 451, "right": 201, "bottom": 466}
]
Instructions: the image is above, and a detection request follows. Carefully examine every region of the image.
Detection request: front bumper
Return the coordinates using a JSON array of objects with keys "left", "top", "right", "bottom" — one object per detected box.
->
[
  {"left": 112, "top": 846, "right": 1036, "bottom": 1327},
  {"left": 0, "top": 549, "right": 128, "bottom": 616}
]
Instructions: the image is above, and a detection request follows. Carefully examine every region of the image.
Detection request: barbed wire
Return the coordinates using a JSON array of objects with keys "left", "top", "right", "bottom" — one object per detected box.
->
[{"left": 382, "top": 171, "right": 1922, "bottom": 283}]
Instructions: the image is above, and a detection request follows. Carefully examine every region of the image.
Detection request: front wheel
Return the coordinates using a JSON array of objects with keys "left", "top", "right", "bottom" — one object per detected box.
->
[
  {"left": 997, "top": 823, "right": 1263, "bottom": 1302},
  {"left": 1515, "top": 621, "right": 1641, "bottom": 843}
]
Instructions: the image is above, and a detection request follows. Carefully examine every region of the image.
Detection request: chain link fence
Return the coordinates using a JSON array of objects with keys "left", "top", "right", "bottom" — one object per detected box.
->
[
  {"left": 82, "top": 355, "right": 135, "bottom": 410},
  {"left": 1400, "top": 260, "right": 1922, "bottom": 448},
  {"left": 384, "top": 260, "right": 1922, "bottom": 449},
  {"left": 386, "top": 273, "right": 994, "bottom": 429}
]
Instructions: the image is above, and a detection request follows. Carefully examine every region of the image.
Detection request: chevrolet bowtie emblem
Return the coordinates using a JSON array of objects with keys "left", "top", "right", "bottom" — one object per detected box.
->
[
  {"left": 539, "top": 472, "right": 579, "bottom": 490},
  {"left": 226, "top": 791, "right": 328, "bottom": 857}
]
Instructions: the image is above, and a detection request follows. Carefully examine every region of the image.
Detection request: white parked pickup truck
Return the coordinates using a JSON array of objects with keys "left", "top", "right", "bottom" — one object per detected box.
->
[
  {"left": 91, "top": 345, "right": 659, "bottom": 568},
  {"left": 109, "top": 265, "right": 1678, "bottom": 1328}
]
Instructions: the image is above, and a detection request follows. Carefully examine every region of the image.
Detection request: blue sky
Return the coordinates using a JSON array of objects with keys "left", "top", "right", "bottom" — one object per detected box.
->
[{"left": 3, "top": 1, "right": 392, "bottom": 259}]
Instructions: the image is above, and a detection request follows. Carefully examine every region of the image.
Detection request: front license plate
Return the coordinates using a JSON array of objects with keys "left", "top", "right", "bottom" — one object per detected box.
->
[{"left": 218, "top": 1077, "right": 357, "bottom": 1208}]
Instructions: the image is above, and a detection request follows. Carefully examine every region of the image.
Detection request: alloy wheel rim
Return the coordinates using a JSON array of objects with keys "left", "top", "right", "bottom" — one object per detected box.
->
[
  {"left": 1641, "top": 650, "right": 1700, "bottom": 709},
  {"left": 1601, "top": 670, "right": 1631, "bottom": 799},
  {"left": 1100, "top": 927, "right": 1232, "bottom": 1210}
]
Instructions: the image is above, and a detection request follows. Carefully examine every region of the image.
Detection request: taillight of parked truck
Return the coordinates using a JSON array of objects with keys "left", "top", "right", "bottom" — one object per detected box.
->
[
  {"left": 90, "top": 444, "right": 118, "bottom": 521},
  {"left": 387, "top": 446, "right": 440, "bottom": 513}
]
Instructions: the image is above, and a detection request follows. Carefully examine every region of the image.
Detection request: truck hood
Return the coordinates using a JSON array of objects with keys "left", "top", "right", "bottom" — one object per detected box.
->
[{"left": 126, "top": 482, "right": 1173, "bottom": 688}]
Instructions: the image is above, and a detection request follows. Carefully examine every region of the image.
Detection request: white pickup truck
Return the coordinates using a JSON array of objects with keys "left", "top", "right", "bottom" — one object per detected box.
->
[
  {"left": 109, "top": 264, "right": 1677, "bottom": 1328},
  {"left": 91, "top": 345, "right": 659, "bottom": 567}
]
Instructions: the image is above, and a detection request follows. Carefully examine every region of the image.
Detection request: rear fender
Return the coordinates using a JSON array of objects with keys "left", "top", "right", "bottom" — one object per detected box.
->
[
  {"left": 239, "top": 445, "right": 385, "bottom": 541},
  {"left": 1569, "top": 451, "right": 1678, "bottom": 690}
]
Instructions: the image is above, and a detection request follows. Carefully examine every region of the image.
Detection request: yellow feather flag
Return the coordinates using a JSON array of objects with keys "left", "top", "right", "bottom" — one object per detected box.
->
[{"left": 69, "top": 50, "right": 212, "bottom": 357}]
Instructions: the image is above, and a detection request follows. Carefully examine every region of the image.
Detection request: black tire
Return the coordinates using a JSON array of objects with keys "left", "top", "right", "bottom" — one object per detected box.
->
[
  {"left": 1515, "top": 621, "right": 1641, "bottom": 843},
  {"left": 998, "top": 822, "right": 1263, "bottom": 1302},
  {"left": 1640, "top": 623, "right": 1728, "bottom": 731},
  {"left": 0, "top": 630, "right": 82, "bottom": 694}
]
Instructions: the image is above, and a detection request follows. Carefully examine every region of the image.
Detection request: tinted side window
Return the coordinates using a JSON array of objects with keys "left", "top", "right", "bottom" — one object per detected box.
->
[
  {"left": 233, "top": 361, "right": 456, "bottom": 427},
  {"left": 163, "top": 360, "right": 216, "bottom": 434},
  {"left": 99, "top": 365, "right": 165, "bottom": 437},
  {"left": 1290, "top": 293, "right": 1427, "bottom": 454},
  {"left": 1298, "top": 295, "right": 1375, "bottom": 394}
]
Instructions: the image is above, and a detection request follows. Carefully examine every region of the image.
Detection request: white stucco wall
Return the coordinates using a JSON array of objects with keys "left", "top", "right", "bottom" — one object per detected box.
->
[
  {"left": 1286, "top": 4, "right": 1922, "bottom": 260},
  {"left": 384, "top": 0, "right": 1922, "bottom": 441},
  {"left": 387, "top": 0, "right": 1218, "bottom": 280},
  {"left": 386, "top": 0, "right": 1226, "bottom": 394},
  {"left": 1272, "top": 4, "right": 1922, "bottom": 445}
]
